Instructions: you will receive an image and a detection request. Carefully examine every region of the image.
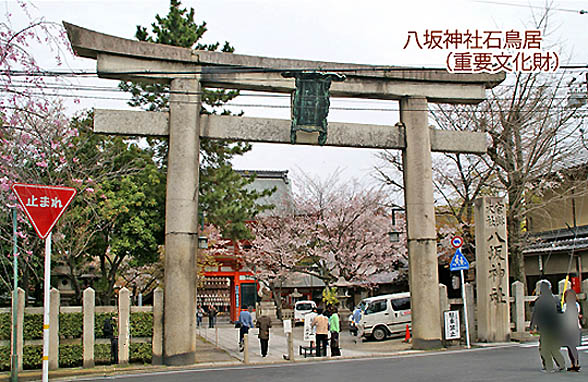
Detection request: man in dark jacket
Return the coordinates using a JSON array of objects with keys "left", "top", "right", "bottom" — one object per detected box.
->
[
  {"left": 103, "top": 316, "right": 118, "bottom": 364},
  {"left": 530, "top": 280, "right": 565, "bottom": 373},
  {"left": 256, "top": 314, "right": 272, "bottom": 357}
]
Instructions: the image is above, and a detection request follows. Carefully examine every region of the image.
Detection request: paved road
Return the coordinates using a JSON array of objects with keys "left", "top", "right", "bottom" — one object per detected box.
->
[{"left": 72, "top": 338, "right": 588, "bottom": 382}]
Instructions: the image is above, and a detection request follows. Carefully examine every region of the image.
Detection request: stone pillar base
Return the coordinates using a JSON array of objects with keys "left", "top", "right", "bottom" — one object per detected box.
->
[
  {"left": 164, "top": 351, "right": 196, "bottom": 366},
  {"left": 412, "top": 338, "right": 443, "bottom": 350}
]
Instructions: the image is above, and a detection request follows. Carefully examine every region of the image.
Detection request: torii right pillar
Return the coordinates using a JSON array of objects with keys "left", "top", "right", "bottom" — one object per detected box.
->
[{"left": 401, "top": 96, "right": 443, "bottom": 349}]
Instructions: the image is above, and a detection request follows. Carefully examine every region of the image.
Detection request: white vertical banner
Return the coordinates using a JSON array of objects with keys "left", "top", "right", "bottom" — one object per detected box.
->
[{"left": 444, "top": 310, "right": 460, "bottom": 340}]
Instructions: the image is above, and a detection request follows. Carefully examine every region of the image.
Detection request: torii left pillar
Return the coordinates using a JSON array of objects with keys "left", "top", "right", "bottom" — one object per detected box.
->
[{"left": 163, "top": 78, "right": 201, "bottom": 364}]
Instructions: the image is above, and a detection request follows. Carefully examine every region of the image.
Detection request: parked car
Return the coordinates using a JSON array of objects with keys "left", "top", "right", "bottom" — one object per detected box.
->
[
  {"left": 293, "top": 300, "right": 317, "bottom": 324},
  {"left": 357, "top": 292, "right": 411, "bottom": 341}
]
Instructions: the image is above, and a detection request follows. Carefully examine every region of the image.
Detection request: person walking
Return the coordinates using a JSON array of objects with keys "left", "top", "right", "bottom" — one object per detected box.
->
[
  {"left": 530, "top": 280, "right": 565, "bottom": 373},
  {"left": 208, "top": 304, "right": 217, "bottom": 328},
  {"left": 562, "top": 289, "right": 582, "bottom": 371},
  {"left": 351, "top": 305, "right": 363, "bottom": 340},
  {"left": 329, "top": 305, "right": 341, "bottom": 356},
  {"left": 238, "top": 305, "right": 254, "bottom": 352},
  {"left": 103, "top": 315, "right": 118, "bottom": 364},
  {"left": 256, "top": 313, "right": 272, "bottom": 357},
  {"left": 312, "top": 308, "right": 329, "bottom": 357},
  {"left": 196, "top": 305, "right": 204, "bottom": 328}
]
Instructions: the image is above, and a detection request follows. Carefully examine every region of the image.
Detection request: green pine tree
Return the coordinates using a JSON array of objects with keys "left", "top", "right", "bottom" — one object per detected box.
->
[{"left": 119, "top": 0, "right": 273, "bottom": 240}]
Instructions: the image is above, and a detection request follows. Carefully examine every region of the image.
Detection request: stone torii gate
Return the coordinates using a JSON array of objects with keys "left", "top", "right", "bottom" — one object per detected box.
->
[{"left": 64, "top": 23, "right": 504, "bottom": 364}]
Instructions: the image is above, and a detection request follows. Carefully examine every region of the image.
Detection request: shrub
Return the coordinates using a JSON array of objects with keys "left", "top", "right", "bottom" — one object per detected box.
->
[
  {"left": 23, "top": 314, "right": 43, "bottom": 340},
  {"left": 0, "top": 346, "right": 9, "bottom": 371},
  {"left": 23, "top": 345, "right": 42, "bottom": 369},
  {"left": 95, "top": 343, "right": 112, "bottom": 365},
  {"left": 0, "top": 313, "right": 10, "bottom": 340},
  {"left": 59, "top": 344, "right": 82, "bottom": 368},
  {"left": 59, "top": 313, "right": 83, "bottom": 339},
  {"left": 130, "top": 312, "right": 152, "bottom": 337},
  {"left": 130, "top": 343, "right": 151, "bottom": 364}
]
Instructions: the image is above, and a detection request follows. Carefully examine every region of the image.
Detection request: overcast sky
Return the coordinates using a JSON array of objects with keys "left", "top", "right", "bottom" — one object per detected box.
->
[{"left": 6, "top": 0, "right": 588, "bottom": 192}]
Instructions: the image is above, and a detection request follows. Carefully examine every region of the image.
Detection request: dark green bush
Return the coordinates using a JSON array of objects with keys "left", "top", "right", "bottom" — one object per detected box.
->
[
  {"left": 23, "top": 345, "right": 42, "bottom": 369},
  {"left": 0, "top": 313, "right": 10, "bottom": 340},
  {"left": 23, "top": 314, "right": 43, "bottom": 340},
  {"left": 130, "top": 343, "right": 151, "bottom": 364},
  {"left": 95, "top": 343, "right": 112, "bottom": 365},
  {"left": 59, "top": 313, "right": 83, "bottom": 339},
  {"left": 0, "top": 346, "right": 9, "bottom": 371},
  {"left": 59, "top": 344, "right": 83, "bottom": 368},
  {"left": 130, "top": 312, "right": 153, "bottom": 337}
]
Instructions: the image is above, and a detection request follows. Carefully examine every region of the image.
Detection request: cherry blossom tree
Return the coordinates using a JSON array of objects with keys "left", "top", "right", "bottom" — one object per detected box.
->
[
  {"left": 0, "top": 1, "right": 77, "bottom": 300},
  {"left": 244, "top": 173, "right": 407, "bottom": 313}
]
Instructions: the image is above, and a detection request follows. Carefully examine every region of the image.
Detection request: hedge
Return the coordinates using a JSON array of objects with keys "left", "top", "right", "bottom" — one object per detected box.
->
[
  {"left": 0, "top": 346, "right": 9, "bottom": 371},
  {"left": 0, "top": 313, "right": 10, "bottom": 340},
  {"left": 59, "top": 312, "right": 83, "bottom": 339},
  {"left": 23, "top": 345, "right": 43, "bottom": 370},
  {"left": 130, "top": 312, "right": 152, "bottom": 337},
  {"left": 24, "top": 314, "right": 44, "bottom": 340},
  {"left": 0, "top": 310, "right": 153, "bottom": 371}
]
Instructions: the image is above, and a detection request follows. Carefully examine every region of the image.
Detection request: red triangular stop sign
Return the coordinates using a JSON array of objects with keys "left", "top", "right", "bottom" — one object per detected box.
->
[{"left": 12, "top": 183, "right": 77, "bottom": 240}]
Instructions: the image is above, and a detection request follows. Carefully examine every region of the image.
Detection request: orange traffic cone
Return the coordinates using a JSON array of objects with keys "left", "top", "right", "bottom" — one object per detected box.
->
[{"left": 403, "top": 324, "right": 411, "bottom": 343}]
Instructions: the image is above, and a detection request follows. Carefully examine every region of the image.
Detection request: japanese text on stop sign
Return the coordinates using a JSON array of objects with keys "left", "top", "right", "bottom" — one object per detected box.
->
[{"left": 25, "top": 195, "right": 63, "bottom": 208}]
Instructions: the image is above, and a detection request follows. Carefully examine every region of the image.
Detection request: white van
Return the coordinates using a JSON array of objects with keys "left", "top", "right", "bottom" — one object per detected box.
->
[
  {"left": 357, "top": 292, "right": 411, "bottom": 341},
  {"left": 294, "top": 300, "right": 317, "bottom": 324}
]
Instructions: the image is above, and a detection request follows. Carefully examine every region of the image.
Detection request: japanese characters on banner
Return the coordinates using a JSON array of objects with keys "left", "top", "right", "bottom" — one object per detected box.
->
[
  {"left": 474, "top": 196, "right": 510, "bottom": 342},
  {"left": 444, "top": 310, "right": 460, "bottom": 340},
  {"left": 486, "top": 200, "right": 508, "bottom": 305},
  {"left": 403, "top": 29, "right": 558, "bottom": 73}
]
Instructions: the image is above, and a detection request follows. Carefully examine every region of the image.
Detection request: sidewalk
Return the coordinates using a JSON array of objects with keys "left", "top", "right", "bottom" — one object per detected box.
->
[
  {"left": 0, "top": 325, "right": 425, "bottom": 381},
  {"left": 197, "top": 323, "right": 414, "bottom": 363},
  {"left": 0, "top": 336, "right": 237, "bottom": 382}
]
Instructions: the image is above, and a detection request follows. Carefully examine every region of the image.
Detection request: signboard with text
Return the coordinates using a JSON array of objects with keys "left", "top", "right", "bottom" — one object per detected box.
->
[
  {"left": 444, "top": 310, "right": 460, "bottom": 340},
  {"left": 12, "top": 183, "right": 77, "bottom": 239}
]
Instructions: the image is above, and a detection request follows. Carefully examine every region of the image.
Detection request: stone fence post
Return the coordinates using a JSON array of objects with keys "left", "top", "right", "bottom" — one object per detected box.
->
[
  {"left": 465, "top": 283, "right": 476, "bottom": 340},
  {"left": 83, "top": 288, "right": 95, "bottom": 368},
  {"left": 439, "top": 284, "right": 449, "bottom": 341},
  {"left": 49, "top": 288, "right": 60, "bottom": 370},
  {"left": 152, "top": 287, "right": 163, "bottom": 365},
  {"left": 118, "top": 287, "right": 130, "bottom": 365},
  {"left": 11, "top": 287, "right": 25, "bottom": 371},
  {"left": 512, "top": 281, "right": 525, "bottom": 333}
]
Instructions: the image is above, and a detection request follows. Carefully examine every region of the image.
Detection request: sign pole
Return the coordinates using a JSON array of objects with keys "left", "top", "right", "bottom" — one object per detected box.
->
[
  {"left": 41, "top": 232, "right": 51, "bottom": 382},
  {"left": 11, "top": 208, "right": 18, "bottom": 382},
  {"left": 460, "top": 269, "right": 471, "bottom": 349}
]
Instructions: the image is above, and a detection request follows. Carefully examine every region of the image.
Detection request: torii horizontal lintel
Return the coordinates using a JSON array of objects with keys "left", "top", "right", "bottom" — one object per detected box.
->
[
  {"left": 64, "top": 22, "right": 505, "bottom": 103},
  {"left": 94, "top": 109, "right": 487, "bottom": 154}
]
